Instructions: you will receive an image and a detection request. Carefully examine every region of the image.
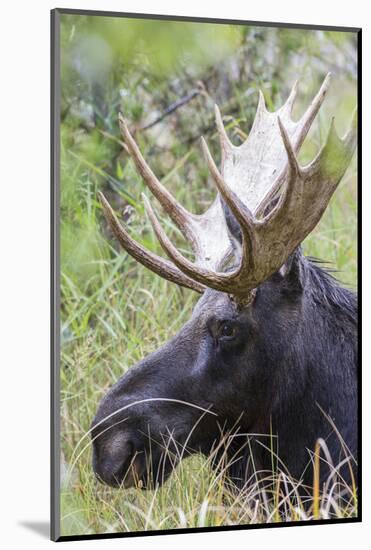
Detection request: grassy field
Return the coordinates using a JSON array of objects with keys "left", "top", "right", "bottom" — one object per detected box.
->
[{"left": 59, "top": 16, "right": 358, "bottom": 537}]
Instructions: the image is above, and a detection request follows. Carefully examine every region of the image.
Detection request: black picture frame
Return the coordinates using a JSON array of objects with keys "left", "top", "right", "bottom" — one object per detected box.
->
[{"left": 51, "top": 8, "right": 362, "bottom": 542}]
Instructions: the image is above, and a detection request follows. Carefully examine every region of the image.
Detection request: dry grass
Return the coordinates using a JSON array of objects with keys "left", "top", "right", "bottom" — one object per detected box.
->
[{"left": 61, "top": 404, "right": 357, "bottom": 535}]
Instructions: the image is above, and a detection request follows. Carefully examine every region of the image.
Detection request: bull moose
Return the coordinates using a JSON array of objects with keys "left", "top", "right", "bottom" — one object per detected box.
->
[{"left": 91, "top": 74, "right": 358, "bottom": 497}]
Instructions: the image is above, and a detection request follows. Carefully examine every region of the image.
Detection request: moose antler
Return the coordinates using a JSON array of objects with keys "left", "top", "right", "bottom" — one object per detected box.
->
[{"left": 99, "top": 74, "right": 357, "bottom": 301}]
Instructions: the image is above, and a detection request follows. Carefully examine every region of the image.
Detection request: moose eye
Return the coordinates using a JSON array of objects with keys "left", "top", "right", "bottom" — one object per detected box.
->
[{"left": 220, "top": 321, "right": 237, "bottom": 339}]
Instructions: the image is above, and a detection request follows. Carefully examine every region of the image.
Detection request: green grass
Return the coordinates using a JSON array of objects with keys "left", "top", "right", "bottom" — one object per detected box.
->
[{"left": 59, "top": 19, "right": 357, "bottom": 537}]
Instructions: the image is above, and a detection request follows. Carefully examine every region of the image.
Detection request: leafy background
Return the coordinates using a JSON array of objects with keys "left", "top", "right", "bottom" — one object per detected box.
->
[{"left": 59, "top": 14, "right": 357, "bottom": 536}]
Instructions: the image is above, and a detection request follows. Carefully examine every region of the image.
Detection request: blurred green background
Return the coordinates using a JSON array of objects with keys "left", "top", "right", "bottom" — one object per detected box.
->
[{"left": 59, "top": 13, "right": 357, "bottom": 536}]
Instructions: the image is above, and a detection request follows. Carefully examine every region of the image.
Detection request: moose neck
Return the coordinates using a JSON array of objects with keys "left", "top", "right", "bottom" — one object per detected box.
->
[{"left": 238, "top": 258, "right": 358, "bottom": 486}]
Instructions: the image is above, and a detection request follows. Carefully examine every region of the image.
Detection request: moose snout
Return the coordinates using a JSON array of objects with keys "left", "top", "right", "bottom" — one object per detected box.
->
[{"left": 92, "top": 430, "right": 144, "bottom": 488}]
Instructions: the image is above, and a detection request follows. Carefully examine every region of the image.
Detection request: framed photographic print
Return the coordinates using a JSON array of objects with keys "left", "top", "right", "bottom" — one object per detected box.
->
[{"left": 51, "top": 8, "right": 361, "bottom": 541}]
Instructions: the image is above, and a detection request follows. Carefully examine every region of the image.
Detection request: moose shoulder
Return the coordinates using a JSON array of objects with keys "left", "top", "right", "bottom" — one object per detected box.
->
[{"left": 91, "top": 74, "right": 357, "bottom": 493}]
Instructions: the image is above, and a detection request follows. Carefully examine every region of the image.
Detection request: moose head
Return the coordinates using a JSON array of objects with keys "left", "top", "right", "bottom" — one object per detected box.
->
[{"left": 91, "top": 74, "right": 357, "bottom": 490}]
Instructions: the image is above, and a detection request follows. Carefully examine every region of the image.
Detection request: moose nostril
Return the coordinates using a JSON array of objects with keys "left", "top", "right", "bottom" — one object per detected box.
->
[{"left": 94, "top": 438, "right": 142, "bottom": 488}]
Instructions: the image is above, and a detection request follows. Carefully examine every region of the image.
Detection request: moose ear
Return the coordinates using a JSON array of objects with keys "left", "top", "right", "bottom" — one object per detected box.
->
[{"left": 276, "top": 247, "right": 306, "bottom": 293}]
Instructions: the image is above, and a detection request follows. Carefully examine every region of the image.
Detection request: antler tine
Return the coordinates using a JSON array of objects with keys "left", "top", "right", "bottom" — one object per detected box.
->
[
  {"left": 305, "top": 108, "right": 357, "bottom": 182},
  {"left": 118, "top": 114, "right": 195, "bottom": 240},
  {"left": 214, "top": 104, "right": 234, "bottom": 162},
  {"left": 277, "top": 117, "right": 301, "bottom": 178},
  {"left": 262, "top": 118, "right": 303, "bottom": 227},
  {"left": 344, "top": 107, "right": 358, "bottom": 151},
  {"left": 282, "top": 79, "right": 299, "bottom": 115},
  {"left": 298, "top": 72, "right": 332, "bottom": 138},
  {"left": 256, "top": 89, "right": 268, "bottom": 116},
  {"left": 98, "top": 191, "right": 205, "bottom": 293}
]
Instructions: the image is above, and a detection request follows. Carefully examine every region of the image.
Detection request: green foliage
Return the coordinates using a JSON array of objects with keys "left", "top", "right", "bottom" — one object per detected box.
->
[{"left": 59, "top": 14, "right": 357, "bottom": 536}]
